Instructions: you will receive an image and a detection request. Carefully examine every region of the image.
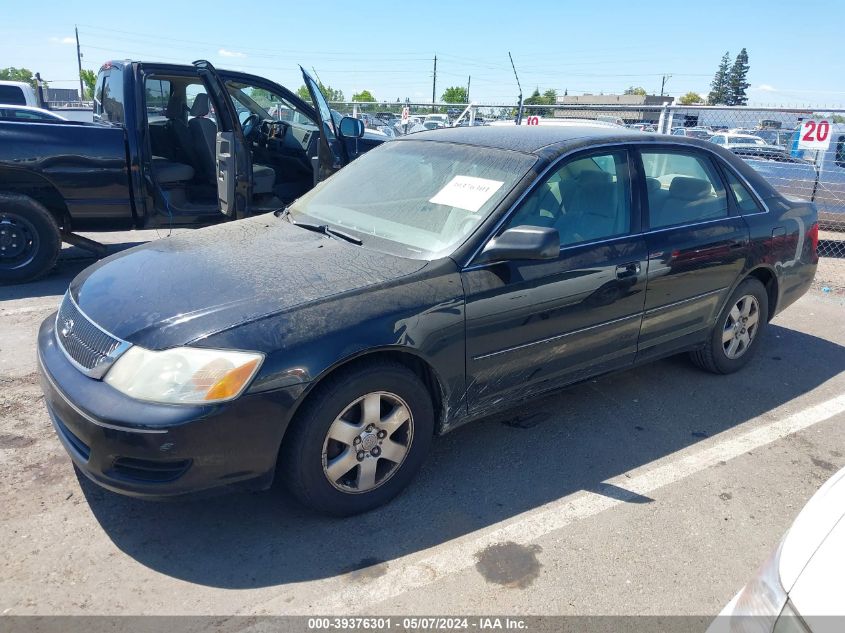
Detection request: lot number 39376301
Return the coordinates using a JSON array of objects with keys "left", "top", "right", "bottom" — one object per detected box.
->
[{"left": 798, "top": 119, "right": 833, "bottom": 150}]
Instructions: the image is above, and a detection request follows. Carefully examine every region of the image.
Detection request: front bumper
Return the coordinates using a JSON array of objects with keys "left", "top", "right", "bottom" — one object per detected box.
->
[{"left": 37, "top": 314, "right": 307, "bottom": 499}]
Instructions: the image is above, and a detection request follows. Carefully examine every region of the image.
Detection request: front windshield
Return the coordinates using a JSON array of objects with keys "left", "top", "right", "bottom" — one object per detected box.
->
[{"left": 289, "top": 140, "right": 537, "bottom": 259}]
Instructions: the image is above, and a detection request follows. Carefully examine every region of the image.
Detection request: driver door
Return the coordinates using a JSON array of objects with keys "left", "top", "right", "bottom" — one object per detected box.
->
[
  {"left": 301, "top": 67, "right": 347, "bottom": 181},
  {"left": 193, "top": 60, "right": 253, "bottom": 218}
]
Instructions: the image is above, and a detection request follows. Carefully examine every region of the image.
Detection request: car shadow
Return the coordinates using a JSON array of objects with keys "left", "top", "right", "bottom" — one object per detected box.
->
[
  {"left": 78, "top": 323, "right": 845, "bottom": 589},
  {"left": 1, "top": 242, "right": 147, "bottom": 301}
]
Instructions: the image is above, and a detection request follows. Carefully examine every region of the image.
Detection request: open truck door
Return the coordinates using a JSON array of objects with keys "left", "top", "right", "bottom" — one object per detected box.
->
[
  {"left": 193, "top": 60, "right": 252, "bottom": 218},
  {"left": 300, "top": 66, "right": 357, "bottom": 183}
]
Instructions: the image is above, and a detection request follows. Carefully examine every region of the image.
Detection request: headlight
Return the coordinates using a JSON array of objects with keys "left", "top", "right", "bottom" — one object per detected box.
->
[
  {"left": 104, "top": 346, "right": 263, "bottom": 404},
  {"left": 709, "top": 538, "right": 792, "bottom": 633},
  {"left": 772, "top": 601, "right": 810, "bottom": 633}
]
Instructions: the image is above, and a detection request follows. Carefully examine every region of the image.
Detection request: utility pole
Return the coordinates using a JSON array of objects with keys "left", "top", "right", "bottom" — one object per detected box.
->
[
  {"left": 432, "top": 55, "right": 437, "bottom": 112},
  {"left": 660, "top": 74, "right": 672, "bottom": 97},
  {"left": 466, "top": 75, "right": 471, "bottom": 103},
  {"left": 75, "top": 26, "right": 84, "bottom": 102}
]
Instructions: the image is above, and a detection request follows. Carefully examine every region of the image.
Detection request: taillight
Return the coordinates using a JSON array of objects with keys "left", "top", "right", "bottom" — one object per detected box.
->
[{"left": 808, "top": 222, "right": 819, "bottom": 256}]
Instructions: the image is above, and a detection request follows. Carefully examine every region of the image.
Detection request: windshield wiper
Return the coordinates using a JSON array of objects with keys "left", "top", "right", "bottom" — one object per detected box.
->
[{"left": 291, "top": 221, "right": 363, "bottom": 245}]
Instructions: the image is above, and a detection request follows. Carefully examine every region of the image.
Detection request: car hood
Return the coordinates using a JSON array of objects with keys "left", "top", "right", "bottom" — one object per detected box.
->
[
  {"left": 779, "top": 466, "right": 845, "bottom": 592},
  {"left": 70, "top": 215, "right": 427, "bottom": 350},
  {"left": 788, "top": 515, "right": 845, "bottom": 616}
]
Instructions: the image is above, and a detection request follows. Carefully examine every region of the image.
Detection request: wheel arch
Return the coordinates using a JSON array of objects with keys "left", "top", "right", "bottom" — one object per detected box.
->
[
  {"left": 282, "top": 347, "right": 448, "bottom": 444},
  {"left": 0, "top": 168, "right": 71, "bottom": 229},
  {"left": 745, "top": 265, "right": 779, "bottom": 321}
]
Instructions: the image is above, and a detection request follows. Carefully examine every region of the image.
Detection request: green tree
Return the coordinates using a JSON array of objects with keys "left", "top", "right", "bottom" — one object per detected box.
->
[
  {"left": 352, "top": 90, "right": 376, "bottom": 102},
  {"left": 441, "top": 86, "right": 468, "bottom": 103},
  {"left": 624, "top": 86, "right": 647, "bottom": 96},
  {"left": 726, "top": 48, "right": 750, "bottom": 106},
  {"left": 678, "top": 91, "right": 703, "bottom": 105},
  {"left": 296, "top": 82, "right": 344, "bottom": 104},
  {"left": 80, "top": 69, "right": 96, "bottom": 100},
  {"left": 0, "top": 67, "right": 38, "bottom": 89},
  {"left": 708, "top": 52, "right": 731, "bottom": 105}
]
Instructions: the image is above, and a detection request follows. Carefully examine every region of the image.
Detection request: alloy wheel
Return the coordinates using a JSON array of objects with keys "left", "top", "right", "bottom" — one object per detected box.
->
[
  {"left": 722, "top": 294, "right": 760, "bottom": 360},
  {"left": 321, "top": 391, "right": 414, "bottom": 493}
]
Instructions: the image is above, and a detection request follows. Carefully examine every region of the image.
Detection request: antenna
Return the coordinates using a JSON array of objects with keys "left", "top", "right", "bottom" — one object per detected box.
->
[
  {"left": 311, "top": 66, "right": 325, "bottom": 87},
  {"left": 509, "top": 52, "right": 523, "bottom": 125}
]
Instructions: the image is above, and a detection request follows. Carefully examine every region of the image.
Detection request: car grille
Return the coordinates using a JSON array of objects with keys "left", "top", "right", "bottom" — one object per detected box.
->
[{"left": 55, "top": 292, "right": 130, "bottom": 379}]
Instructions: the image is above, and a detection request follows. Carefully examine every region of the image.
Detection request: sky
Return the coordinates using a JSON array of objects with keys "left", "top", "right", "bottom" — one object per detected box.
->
[{"left": 1, "top": 0, "right": 842, "bottom": 106}]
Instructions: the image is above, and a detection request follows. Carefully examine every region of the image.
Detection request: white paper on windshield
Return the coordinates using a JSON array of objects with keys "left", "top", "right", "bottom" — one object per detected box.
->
[{"left": 429, "top": 176, "right": 504, "bottom": 212}]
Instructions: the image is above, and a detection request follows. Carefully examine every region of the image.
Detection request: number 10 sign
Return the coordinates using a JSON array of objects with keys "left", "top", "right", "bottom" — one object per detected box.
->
[{"left": 798, "top": 119, "right": 833, "bottom": 150}]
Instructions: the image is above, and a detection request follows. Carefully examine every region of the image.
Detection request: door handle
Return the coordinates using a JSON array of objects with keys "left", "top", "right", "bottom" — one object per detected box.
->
[{"left": 616, "top": 262, "right": 641, "bottom": 278}]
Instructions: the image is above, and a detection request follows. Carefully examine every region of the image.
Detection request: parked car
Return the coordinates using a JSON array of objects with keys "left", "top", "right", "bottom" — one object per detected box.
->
[
  {"left": 752, "top": 128, "right": 797, "bottom": 149},
  {"left": 710, "top": 133, "right": 769, "bottom": 148},
  {"left": 739, "top": 125, "right": 845, "bottom": 228},
  {"left": 0, "top": 104, "right": 66, "bottom": 121},
  {"left": 671, "top": 127, "right": 712, "bottom": 139},
  {"left": 424, "top": 113, "right": 449, "bottom": 127},
  {"left": 708, "top": 466, "right": 845, "bottom": 633},
  {"left": 0, "top": 60, "right": 381, "bottom": 283},
  {"left": 0, "top": 80, "right": 39, "bottom": 107},
  {"left": 38, "top": 127, "right": 818, "bottom": 516}
]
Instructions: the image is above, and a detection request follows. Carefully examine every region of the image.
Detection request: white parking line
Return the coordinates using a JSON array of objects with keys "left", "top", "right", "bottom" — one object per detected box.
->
[{"left": 254, "top": 392, "right": 845, "bottom": 615}]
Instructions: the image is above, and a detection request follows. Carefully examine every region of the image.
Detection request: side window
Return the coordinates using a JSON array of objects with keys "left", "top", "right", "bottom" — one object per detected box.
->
[
  {"left": 93, "top": 72, "right": 106, "bottom": 121},
  {"left": 98, "top": 70, "right": 125, "bottom": 125},
  {"left": 144, "top": 78, "right": 171, "bottom": 120},
  {"left": 0, "top": 85, "right": 27, "bottom": 105},
  {"left": 723, "top": 169, "right": 762, "bottom": 214},
  {"left": 835, "top": 135, "right": 845, "bottom": 169},
  {"left": 506, "top": 150, "right": 632, "bottom": 247},
  {"left": 642, "top": 151, "right": 728, "bottom": 228}
]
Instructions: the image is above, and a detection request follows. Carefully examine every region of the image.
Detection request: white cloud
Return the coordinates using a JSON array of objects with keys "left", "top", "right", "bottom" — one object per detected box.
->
[
  {"left": 758, "top": 84, "right": 776, "bottom": 92},
  {"left": 218, "top": 48, "right": 245, "bottom": 58},
  {"left": 50, "top": 36, "right": 76, "bottom": 45}
]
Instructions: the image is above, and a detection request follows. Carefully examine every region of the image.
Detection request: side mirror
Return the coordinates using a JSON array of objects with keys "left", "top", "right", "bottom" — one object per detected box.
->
[
  {"left": 479, "top": 226, "right": 559, "bottom": 263},
  {"left": 339, "top": 116, "right": 365, "bottom": 139}
]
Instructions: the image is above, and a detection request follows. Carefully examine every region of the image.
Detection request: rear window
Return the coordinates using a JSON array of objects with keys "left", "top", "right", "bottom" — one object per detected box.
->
[{"left": 0, "top": 85, "right": 27, "bottom": 105}]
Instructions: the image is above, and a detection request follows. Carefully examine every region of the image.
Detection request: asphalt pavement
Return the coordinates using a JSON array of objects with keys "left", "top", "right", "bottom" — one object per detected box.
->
[{"left": 1, "top": 232, "right": 844, "bottom": 620}]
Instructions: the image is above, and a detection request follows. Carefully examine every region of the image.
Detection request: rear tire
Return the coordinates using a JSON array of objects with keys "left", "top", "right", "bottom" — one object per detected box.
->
[
  {"left": 279, "top": 360, "right": 434, "bottom": 516},
  {"left": 690, "top": 277, "right": 769, "bottom": 374},
  {"left": 0, "top": 194, "right": 61, "bottom": 284}
]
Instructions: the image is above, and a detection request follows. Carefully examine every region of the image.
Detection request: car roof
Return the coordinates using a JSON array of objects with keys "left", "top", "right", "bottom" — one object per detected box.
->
[
  {"left": 0, "top": 104, "right": 65, "bottom": 118},
  {"left": 396, "top": 124, "right": 644, "bottom": 155}
]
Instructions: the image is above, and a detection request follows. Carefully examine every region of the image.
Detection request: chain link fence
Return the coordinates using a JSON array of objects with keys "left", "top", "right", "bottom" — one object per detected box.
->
[{"left": 330, "top": 101, "right": 844, "bottom": 262}]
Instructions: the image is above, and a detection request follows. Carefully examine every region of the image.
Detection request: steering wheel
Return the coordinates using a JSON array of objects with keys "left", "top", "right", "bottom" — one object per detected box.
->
[{"left": 241, "top": 113, "right": 260, "bottom": 140}]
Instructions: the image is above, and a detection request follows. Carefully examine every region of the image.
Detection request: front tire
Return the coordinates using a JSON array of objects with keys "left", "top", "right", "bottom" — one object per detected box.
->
[
  {"left": 0, "top": 194, "right": 61, "bottom": 284},
  {"left": 279, "top": 360, "right": 434, "bottom": 516},
  {"left": 690, "top": 277, "right": 769, "bottom": 374}
]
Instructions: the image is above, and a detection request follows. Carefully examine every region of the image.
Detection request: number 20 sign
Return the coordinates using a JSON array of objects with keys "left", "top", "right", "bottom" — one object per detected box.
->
[{"left": 798, "top": 119, "right": 833, "bottom": 150}]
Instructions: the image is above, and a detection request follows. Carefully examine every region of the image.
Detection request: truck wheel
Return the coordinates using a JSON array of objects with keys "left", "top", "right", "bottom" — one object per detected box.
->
[{"left": 0, "top": 194, "right": 61, "bottom": 284}]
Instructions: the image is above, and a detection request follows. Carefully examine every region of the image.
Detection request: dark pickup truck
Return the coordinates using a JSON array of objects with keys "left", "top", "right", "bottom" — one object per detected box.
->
[{"left": 0, "top": 60, "right": 380, "bottom": 283}]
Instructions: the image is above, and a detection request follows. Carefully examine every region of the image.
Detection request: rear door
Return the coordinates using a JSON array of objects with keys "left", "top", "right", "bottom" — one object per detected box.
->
[
  {"left": 300, "top": 67, "right": 347, "bottom": 180},
  {"left": 635, "top": 146, "right": 749, "bottom": 361},
  {"left": 193, "top": 60, "right": 252, "bottom": 217}
]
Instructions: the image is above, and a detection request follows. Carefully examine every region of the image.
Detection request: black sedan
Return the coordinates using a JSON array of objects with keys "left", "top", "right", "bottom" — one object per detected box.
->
[{"left": 38, "top": 126, "right": 819, "bottom": 515}]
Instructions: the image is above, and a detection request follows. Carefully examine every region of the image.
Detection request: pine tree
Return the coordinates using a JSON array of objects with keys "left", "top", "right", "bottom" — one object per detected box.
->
[
  {"left": 708, "top": 52, "right": 731, "bottom": 105},
  {"left": 726, "top": 48, "right": 750, "bottom": 106}
]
